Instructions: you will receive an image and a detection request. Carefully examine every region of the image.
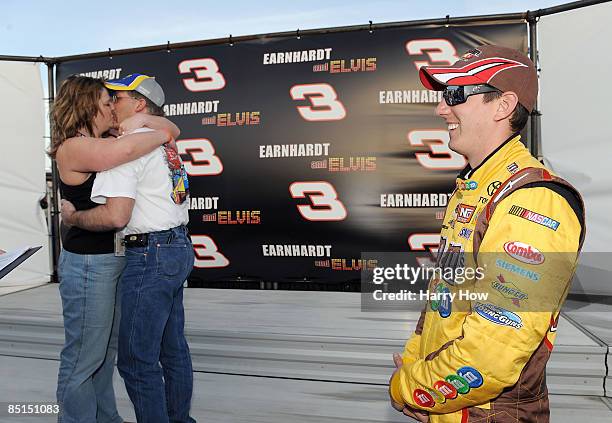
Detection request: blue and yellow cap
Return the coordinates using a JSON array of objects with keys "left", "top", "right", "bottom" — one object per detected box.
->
[{"left": 104, "top": 73, "right": 165, "bottom": 107}]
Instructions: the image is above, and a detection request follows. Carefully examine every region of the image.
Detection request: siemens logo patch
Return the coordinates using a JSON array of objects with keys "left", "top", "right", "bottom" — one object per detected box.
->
[{"left": 496, "top": 259, "right": 540, "bottom": 281}]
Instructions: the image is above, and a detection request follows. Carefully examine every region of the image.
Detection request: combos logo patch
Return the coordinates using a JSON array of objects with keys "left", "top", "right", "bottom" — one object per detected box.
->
[
  {"left": 474, "top": 303, "right": 523, "bottom": 329},
  {"left": 508, "top": 205, "right": 560, "bottom": 231},
  {"left": 504, "top": 241, "right": 544, "bottom": 265},
  {"left": 413, "top": 366, "right": 484, "bottom": 408},
  {"left": 456, "top": 204, "right": 476, "bottom": 224}
]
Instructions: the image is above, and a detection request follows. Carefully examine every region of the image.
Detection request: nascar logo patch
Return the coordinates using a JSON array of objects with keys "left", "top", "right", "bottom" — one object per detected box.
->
[{"left": 508, "top": 205, "right": 560, "bottom": 231}]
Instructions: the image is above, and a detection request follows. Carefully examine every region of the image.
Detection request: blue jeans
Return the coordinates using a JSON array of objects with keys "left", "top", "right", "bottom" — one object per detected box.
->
[
  {"left": 117, "top": 226, "right": 196, "bottom": 423},
  {"left": 56, "top": 250, "right": 126, "bottom": 423}
]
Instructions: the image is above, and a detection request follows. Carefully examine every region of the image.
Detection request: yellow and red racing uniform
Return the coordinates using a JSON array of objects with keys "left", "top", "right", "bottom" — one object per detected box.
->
[{"left": 390, "top": 134, "right": 585, "bottom": 422}]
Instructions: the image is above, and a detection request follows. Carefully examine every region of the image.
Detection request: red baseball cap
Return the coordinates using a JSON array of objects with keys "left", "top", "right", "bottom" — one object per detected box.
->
[{"left": 419, "top": 45, "right": 538, "bottom": 112}]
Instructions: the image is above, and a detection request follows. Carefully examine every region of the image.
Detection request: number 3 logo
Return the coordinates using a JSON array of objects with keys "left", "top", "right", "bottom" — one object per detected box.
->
[
  {"left": 408, "top": 233, "right": 440, "bottom": 267},
  {"left": 289, "top": 83, "right": 346, "bottom": 121},
  {"left": 406, "top": 39, "right": 459, "bottom": 70},
  {"left": 191, "top": 235, "right": 229, "bottom": 268},
  {"left": 408, "top": 130, "right": 466, "bottom": 170},
  {"left": 177, "top": 139, "right": 224, "bottom": 176},
  {"left": 289, "top": 181, "right": 347, "bottom": 221},
  {"left": 179, "top": 58, "right": 226, "bottom": 92}
]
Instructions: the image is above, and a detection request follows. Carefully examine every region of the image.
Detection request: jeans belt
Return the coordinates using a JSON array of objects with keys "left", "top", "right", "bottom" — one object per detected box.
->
[{"left": 123, "top": 233, "right": 148, "bottom": 248}]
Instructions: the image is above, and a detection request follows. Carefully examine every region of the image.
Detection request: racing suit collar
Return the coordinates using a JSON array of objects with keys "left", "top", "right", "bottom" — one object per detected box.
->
[{"left": 458, "top": 132, "right": 521, "bottom": 180}]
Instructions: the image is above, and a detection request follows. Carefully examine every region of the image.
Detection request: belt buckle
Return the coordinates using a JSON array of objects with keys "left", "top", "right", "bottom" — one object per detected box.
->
[{"left": 125, "top": 233, "right": 147, "bottom": 247}]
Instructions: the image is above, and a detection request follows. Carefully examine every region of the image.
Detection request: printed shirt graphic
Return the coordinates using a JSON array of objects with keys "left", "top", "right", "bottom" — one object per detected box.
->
[
  {"left": 163, "top": 144, "right": 190, "bottom": 205},
  {"left": 90, "top": 127, "right": 189, "bottom": 235},
  {"left": 389, "top": 135, "right": 582, "bottom": 422}
]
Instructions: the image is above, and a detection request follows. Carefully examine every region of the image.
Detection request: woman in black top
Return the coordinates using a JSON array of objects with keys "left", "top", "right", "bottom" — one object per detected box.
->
[{"left": 49, "top": 75, "right": 179, "bottom": 423}]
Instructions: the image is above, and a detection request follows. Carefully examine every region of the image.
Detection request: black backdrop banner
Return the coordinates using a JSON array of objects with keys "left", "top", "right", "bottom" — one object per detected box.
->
[{"left": 56, "top": 21, "right": 527, "bottom": 287}]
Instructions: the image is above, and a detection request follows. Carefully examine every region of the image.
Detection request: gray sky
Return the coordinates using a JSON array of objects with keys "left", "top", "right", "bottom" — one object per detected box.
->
[{"left": 2, "top": 0, "right": 564, "bottom": 58}]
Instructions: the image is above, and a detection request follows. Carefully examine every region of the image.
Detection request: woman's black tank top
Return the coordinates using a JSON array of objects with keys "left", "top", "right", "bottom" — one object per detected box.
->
[{"left": 59, "top": 174, "right": 114, "bottom": 254}]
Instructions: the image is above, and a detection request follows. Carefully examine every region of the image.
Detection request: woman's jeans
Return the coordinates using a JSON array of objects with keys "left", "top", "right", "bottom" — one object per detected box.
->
[{"left": 56, "top": 250, "right": 126, "bottom": 423}]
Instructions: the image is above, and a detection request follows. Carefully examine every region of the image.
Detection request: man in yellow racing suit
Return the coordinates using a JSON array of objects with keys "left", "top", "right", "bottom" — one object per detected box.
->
[{"left": 388, "top": 45, "right": 585, "bottom": 422}]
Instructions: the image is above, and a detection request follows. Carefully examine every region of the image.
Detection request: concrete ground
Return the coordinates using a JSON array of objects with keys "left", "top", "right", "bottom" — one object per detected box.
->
[{"left": 0, "top": 355, "right": 611, "bottom": 422}]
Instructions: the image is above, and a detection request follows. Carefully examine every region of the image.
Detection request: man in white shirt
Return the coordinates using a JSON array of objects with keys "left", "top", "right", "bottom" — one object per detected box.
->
[{"left": 61, "top": 74, "right": 196, "bottom": 423}]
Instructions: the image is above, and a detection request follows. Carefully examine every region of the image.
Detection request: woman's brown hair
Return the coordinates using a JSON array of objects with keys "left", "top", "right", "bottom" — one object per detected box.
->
[{"left": 48, "top": 75, "right": 107, "bottom": 159}]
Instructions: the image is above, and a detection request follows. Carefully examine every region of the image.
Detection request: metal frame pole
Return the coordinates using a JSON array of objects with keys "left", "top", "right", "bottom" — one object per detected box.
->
[
  {"left": 47, "top": 63, "right": 61, "bottom": 283},
  {"left": 527, "top": 12, "right": 541, "bottom": 159},
  {"left": 0, "top": 55, "right": 54, "bottom": 63},
  {"left": 535, "top": 0, "right": 611, "bottom": 17}
]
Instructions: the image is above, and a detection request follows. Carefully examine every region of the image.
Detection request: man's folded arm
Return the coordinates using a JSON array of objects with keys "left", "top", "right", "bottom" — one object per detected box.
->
[
  {"left": 70, "top": 197, "right": 135, "bottom": 232},
  {"left": 70, "top": 154, "right": 141, "bottom": 232}
]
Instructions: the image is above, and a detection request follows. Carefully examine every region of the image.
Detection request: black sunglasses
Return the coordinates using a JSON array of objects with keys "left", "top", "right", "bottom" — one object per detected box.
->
[{"left": 442, "top": 84, "right": 500, "bottom": 106}]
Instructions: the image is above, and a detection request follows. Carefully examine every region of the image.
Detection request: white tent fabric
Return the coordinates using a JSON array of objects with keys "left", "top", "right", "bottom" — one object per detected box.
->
[
  {"left": 539, "top": 1, "right": 612, "bottom": 296},
  {"left": 0, "top": 61, "right": 50, "bottom": 289}
]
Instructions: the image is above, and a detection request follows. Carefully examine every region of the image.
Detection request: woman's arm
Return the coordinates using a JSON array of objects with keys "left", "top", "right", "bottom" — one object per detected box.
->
[
  {"left": 120, "top": 114, "right": 180, "bottom": 139},
  {"left": 59, "top": 129, "right": 172, "bottom": 173}
]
